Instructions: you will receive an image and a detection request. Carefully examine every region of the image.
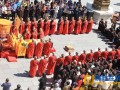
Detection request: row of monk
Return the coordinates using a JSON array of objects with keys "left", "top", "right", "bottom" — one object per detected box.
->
[
  {"left": 29, "top": 47, "right": 120, "bottom": 77},
  {"left": 26, "top": 38, "right": 55, "bottom": 58},
  {"left": 11, "top": 16, "right": 93, "bottom": 39}
]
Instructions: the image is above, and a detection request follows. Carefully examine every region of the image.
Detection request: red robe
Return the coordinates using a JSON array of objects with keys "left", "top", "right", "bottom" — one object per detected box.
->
[
  {"left": 35, "top": 42, "right": 43, "bottom": 58},
  {"left": 116, "top": 49, "right": 120, "bottom": 59},
  {"left": 101, "top": 51, "right": 108, "bottom": 60},
  {"left": 69, "top": 19, "right": 75, "bottom": 34},
  {"left": 49, "top": 21, "right": 57, "bottom": 35},
  {"left": 47, "top": 56, "right": 56, "bottom": 75},
  {"left": 32, "top": 31, "right": 38, "bottom": 39},
  {"left": 44, "top": 20, "right": 50, "bottom": 36},
  {"left": 64, "top": 55, "right": 72, "bottom": 66},
  {"left": 81, "top": 20, "right": 88, "bottom": 34},
  {"left": 108, "top": 51, "right": 116, "bottom": 60},
  {"left": 38, "top": 59, "right": 47, "bottom": 76},
  {"left": 38, "top": 29, "right": 44, "bottom": 39},
  {"left": 43, "top": 42, "right": 51, "bottom": 57},
  {"left": 25, "top": 21, "right": 31, "bottom": 32},
  {"left": 24, "top": 32, "right": 31, "bottom": 39},
  {"left": 93, "top": 51, "right": 101, "bottom": 61},
  {"left": 74, "top": 20, "right": 82, "bottom": 34},
  {"left": 39, "top": 20, "right": 44, "bottom": 30},
  {"left": 26, "top": 42, "right": 35, "bottom": 58},
  {"left": 78, "top": 54, "right": 86, "bottom": 64},
  {"left": 57, "top": 57, "right": 64, "bottom": 65},
  {"left": 31, "top": 21, "right": 38, "bottom": 29},
  {"left": 20, "top": 21, "right": 25, "bottom": 34},
  {"left": 86, "top": 19, "right": 93, "bottom": 33},
  {"left": 72, "top": 55, "right": 79, "bottom": 62},
  {"left": 29, "top": 60, "right": 38, "bottom": 77},
  {"left": 62, "top": 20, "right": 69, "bottom": 34},
  {"left": 86, "top": 53, "right": 93, "bottom": 62},
  {"left": 56, "top": 20, "right": 64, "bottom": 34}
]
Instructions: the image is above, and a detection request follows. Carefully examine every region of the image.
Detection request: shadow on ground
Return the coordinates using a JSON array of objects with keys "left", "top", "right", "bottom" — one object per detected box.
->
[
  {"left": 92, "top": 29, "right": 114, "bottom": 48},
  {"left": 14, "top": 71, "right": 29, "bottom": 78},
  {"left": 114, "top": 3, "right": 120, "bottom": 6}
]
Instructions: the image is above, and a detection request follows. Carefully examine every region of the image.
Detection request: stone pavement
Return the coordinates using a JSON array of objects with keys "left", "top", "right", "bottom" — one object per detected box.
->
[{"left": 0, "top": 0, "right": 120, "bottom": 90}]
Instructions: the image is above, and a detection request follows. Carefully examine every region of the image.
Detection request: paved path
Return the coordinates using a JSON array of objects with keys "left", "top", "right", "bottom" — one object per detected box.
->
[{"left": 0, "top": 0, "right": 120, "bottom": 90}]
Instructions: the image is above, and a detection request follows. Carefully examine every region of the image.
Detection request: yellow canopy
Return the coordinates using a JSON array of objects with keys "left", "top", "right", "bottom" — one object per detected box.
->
[
  {"left": 0, "top": 19, "right": 12, "bottom": 36},
  {"left": 0, "top": 19, "right": 12, "bottom": 25}
]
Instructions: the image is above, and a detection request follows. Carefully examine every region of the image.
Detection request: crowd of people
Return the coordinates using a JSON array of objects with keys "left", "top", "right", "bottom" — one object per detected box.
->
[
  {"left": 98, "top": 19, "right": 120, "bottom": 48},
  {"left": 29, "top": 47, "right": 120, "bottom": 90},
  {"left": 1, "top": 0, "right": 90, "bottom": 21},
  {"left": 10, "top": 16, "right": 93, "bottom": 40}
]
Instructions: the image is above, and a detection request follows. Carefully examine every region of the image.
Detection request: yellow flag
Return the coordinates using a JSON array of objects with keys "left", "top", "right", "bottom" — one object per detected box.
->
[{"left": 14, "top": 16, "right": 21, "bottom": 30}]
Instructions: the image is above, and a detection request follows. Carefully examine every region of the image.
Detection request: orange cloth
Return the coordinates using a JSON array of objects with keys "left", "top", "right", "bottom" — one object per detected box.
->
[
  {"left": 56, "top": 20, "right": 64, "bottom": 34},
  {"left": 86, "top": 19, "right": 93, "bottom": 33},
  {"left": 74, "top": 20, "right": 82, "bottom": 34},
  {"left": 49, "top": 21, "right": 57, "bottom": 35},
  {"left": 69, "top": 19, "right": 75, "bottom": 34},
  {"left": 78, "top": 54, "right": 86, "bottom": 64},
  {"left": 29, "top": 60, "right": 38, "bottom": 77},
  {"left": 35, "top": 42, "right": 44, "bottom": 58},
  {"left": 86, "top": 53, "right": 93, "bottom": 62},
  {"left": 72, "top": 55, "right": 79, "bottom": 62},
  {"left": 93, "top": 51, "right": 101, "bottom": 61},
  {"left": 62, "top": 20, "right": 69, "bottom": 34},
  {"left": 25, "top": 21, "right": 31, "bottom": 32},
  {"left": 64, "top": 55, "right": 72, "bottom": 66},
  {"left": 43, "top": 42, "right": 51, "bottom": 57},
  {"left": 101, "top": 51, "right": 108, "bottom": 60},
  {"left": 39, "top": 21, "right": 44, "bottom": 30},
  {"left": 20, "top": 21, "right": 25, "bottom": 34},
  {"left": 108, "top": 50, "right": 116, "bottom": 60},
  {"left": 57, "top": 57, "right": 64, "bottom": 65},
  {"left": 26, "top": 42, "right": 35, "bottom": 58},
  {"left": 14, "top": 16, "right": 21, "bottom": 30},
  {"left": 38, "top": 59, "right": 47, "bottom": 76},
  {"left": 44, "top": 20, "right": 50, "bottom": 36},
  {"left": 24, "top": 32, "right": 31, "bottom": 39},
  {"left": 32, "top": 31, "right": 38, "bottom": 39},
  {"left": 47, "top": 55, "right": 56, "bottom": 75},
  {"left": 81, "top": 20, "right": 88, "bottom": 34},
  {"left": 38, "top": 29, "right": 44, "bottom": 39}
]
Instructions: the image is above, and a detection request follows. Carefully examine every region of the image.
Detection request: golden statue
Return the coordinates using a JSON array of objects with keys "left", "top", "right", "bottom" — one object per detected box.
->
[{"left": 92, "top": 0, "right": 110, "bottom": 11}]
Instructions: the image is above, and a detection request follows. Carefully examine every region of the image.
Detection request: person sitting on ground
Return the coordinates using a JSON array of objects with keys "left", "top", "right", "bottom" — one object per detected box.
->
[{"left": 14, "top": 84, "right": 22, "bottom": 90}]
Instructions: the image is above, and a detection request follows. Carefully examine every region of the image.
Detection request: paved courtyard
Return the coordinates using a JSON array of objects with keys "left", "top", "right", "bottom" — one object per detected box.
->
[{"left": 0, "top": 0, "right": 120, "bottom": 90}]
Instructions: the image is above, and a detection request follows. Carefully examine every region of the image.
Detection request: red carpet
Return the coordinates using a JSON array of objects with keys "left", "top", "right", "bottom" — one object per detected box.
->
[{"left": 6, "top": 56, "right": 17, "bottom": 62}]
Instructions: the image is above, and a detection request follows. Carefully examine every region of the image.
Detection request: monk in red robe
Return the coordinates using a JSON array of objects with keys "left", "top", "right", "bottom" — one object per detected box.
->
[
  {"left": 86, "top": 50, "right": 93, "bottom": 62},
  {"left": 64, "top": 52, "right": 72, "bottom": 66},
  {"left": 56, "top": 17, "right": 64, "bottom": 34},
  {"left": 69, "top": 17, "right": 75, "bottom": 34},
  {"left": 38, "top": 28, "right": 44, "bottom": 39},
  {"left": 35, "top": 40, "right": 44, "bottom": 58},
  {"left": 47, "top": 53, "right": 56, "bottom": 75},
  {"left": 44, "top": 17, "right": 50, "bottom": 36},
  {"left": 31, "top": 28, "right": 38, "bottom": 39},
  {"left": 26, "top": 41, "right": 35, "bottom": 58},
  {"left": 108, "top": 48, "right": 116, "bottom": 60},
  {"left": 78, "top": 50, "right": 86, "bottom": 64},
  {"left": 38, "top": 18, "right": 44, "bottom": 30},
  {"left": 31, "top": 17, "right": 38, "bottom": 30},
  {"left": 72, "top": 52, "right": 79, "bottom": 62},
  {"left": 81, "top": 17, "right": 88, "bottom": 34},
  {"left": 93, "top": 48, "right": 101, "bottom": 61},
  {"left": 19, "top": 18, "right": 25, "bottom": 34},
  {"left": 49, "top": 19, "right": 57, "bottom": 35},
  {"left": 62, "top": 17, "right": 69, "bottom": 35},
  {"left": 116, "top": 48, "right": 120, "bottom": 59},
  {"left": 57, "top": 54, "right": 64, "bottom": 65},
  {"left": 38, "top": 56, "right": 47, "bottom": 76},
  {"left": 43, "top": 40, "right": 51, "bottom": 57},
  {"left": 29, "top": 57, "right": 38, "bottom": 77},
  {"left": 25, "top": 18, "right": 31, "bottom": 32},
  {"left": 86, "top": 17, "right": 93, "bottom": 33},
  {"left": 74, "top": 17, "right": 82, "bottom": 34},
  {"left": 24, "top": 29, "right": 31, "bottom": 39},
  {"left": 101, "top": 48, "right": 108, "bottom": 60}
]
